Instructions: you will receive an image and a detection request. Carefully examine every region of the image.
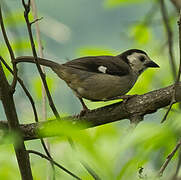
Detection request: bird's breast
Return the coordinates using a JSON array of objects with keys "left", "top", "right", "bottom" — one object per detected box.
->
[
  {"left": 53, "top": 65, "right": 138, "bottom": 101},
  {"left": 75, "top": 72, "right": 138, "bottom": 101}
]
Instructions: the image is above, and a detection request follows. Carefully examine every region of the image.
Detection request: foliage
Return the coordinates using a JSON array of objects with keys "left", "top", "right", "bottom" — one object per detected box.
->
[{"left": 0, "top": 0, "right": 180, "bottom": 179}]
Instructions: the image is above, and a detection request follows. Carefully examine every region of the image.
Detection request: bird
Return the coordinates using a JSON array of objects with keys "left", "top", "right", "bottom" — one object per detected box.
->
[{"left": 15, "top": 49, "right": 159, "bottom": 114}]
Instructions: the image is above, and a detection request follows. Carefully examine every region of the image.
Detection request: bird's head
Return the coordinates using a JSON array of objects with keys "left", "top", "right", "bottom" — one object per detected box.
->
[{"left": 119, "top": 49, "right": 159, "bottom": 75}]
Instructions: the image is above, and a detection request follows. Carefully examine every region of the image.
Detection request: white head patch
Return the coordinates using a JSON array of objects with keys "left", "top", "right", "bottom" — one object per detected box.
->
[
  {"left": 126, "top": 52, "right": 149, "bottom": 74},
  {"left": 127, "top": 52, "right": 138, "bottom": 63},
  {"left": 98, "top": 66, "right": 107, "bottom": 73}
]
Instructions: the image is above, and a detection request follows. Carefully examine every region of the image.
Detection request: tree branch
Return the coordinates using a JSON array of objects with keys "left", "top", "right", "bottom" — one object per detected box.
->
[
  {"left": 0, "top": 62, "right": 33, "bottom": 179},
  {"left": 0, "top": 4, "right": 18, "bottom": 90},
  {"left": 0, "top": 4, "right": 33, "bottom": 180},
  {"left": 171, "top": 150, "right": 181, "bottom": 179},
  {"left": 22, "top": 0, "right": 60, "bottom": 119},
  {"left": 159, "top": 0, "right": 181, "bottom": 125},
  {"left": 158, "top": 139, "right": 181, "bottom": 177},
  {"left": 0, "top": 56, "right": 39, "bottom": 123},
  {"left": 160, "top": 0, "right": 177, "bottom": 80},
  {"left": 30, "top": 1, "right": 56, "bottom": 179},
  {"left": 1, "top": 82, "right": 181, "bottom": 141},
  {"left": 28, "top": 150, "right": 81, "bottom": 180}
]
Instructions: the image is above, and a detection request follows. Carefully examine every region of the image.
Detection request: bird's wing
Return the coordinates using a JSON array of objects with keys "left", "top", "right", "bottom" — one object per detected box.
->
[{"left": 63, "top": 56, "right": 130, "bottom": 76}]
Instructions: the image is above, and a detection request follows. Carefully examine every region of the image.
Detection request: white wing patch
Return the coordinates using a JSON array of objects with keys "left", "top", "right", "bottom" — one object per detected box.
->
[{"left": 98, "top": 66, "right": 107, "bottom": 73}]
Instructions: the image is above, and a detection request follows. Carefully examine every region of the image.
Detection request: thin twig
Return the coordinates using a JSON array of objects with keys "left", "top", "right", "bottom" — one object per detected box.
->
[
  {"left": 22, "top": 0, "right": 60, "bottom": 119},
  {"left": 80, "top": 161, "right": 101, "bottom": 180},
  {"left": 161, "top": 100, "right": 175, "bottom": 123},
  {"left": 40, "top": 140, "right": 56, "bottom": 180},
  {"left": 0, "top": 58, "right": 53, "bottom": 166},
  {"left": 0, "top": 4, "right": 33, "bottom": 178},
  {"left": 0, "top": 57, "right": 73, "bottom": 179},
  {"left": 164, "top": 106, "right": 180, "bottom": 113},
  {"left": 30, "top": 0, "right": 46, "bottom": 122},
  {"left": 28, "top": 1, "right": 56, "bottom": 179},
  {"left": 160, "top": 0, "right": 177, "bottom": 80},
  {"left": 1, "top": 2, "right": 23, "bottom": 57},
  {"left": 1, "top": 55, "right": 56, "bottom": 179},
  {"left": 0, "top": 56, "right": 39, "bottom": 122},
  {"left": 158, "top": 139, "right": 181, "bottom": 177},
  {"left": 161, "top": 4, "right": 181, "bottom": 123},
  {"left": 0, "top": 57, "right": 57, "bottom": 179},
  {"left": 28, "top": 150, "right": 82, "bottom": 180},
  {"left": 0, "top": 62, "right": 33, "bottom": 179},
  {"left": 68, "top": 138, "right": 102, "bottom": 180},
  {"left": 0, "top": 4, "right": 18, "bottom": 91},
  {"left": 177, "top": 10, "right": 181, "bottom": 84},
  {"left": 30, "top": 17, "right": 43, "bottom": 25},
  {"left": 171, "top": 150, "right": 181, "bottom": 180}
]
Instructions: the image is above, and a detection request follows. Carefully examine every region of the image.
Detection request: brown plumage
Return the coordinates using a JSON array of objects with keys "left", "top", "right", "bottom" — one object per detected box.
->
[{"left": 15, "top": 49, "right": 159, "bottom": 113}]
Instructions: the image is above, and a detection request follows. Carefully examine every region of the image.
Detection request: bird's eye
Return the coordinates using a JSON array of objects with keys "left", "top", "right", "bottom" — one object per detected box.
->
[{"left": 139, "top": 56, "right": 145, "bottom": 62}]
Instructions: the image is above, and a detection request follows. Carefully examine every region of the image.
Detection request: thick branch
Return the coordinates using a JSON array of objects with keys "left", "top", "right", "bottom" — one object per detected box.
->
[
  {"left": 1, "top": 82, "right": 181, "bottom": 141},
  {"left": 0, "top": 4, "right": 18, "bottom": 90},
  {"left": 0, "top": 62, "right": 33, "bottom": 179}
]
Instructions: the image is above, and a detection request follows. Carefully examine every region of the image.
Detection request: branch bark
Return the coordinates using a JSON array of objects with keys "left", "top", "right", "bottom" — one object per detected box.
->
[
  {"left": 0, "top": 62, "right": 33, "bottom": 179},
  {"left": 0, "top": 3, "right": 33, "bottom": 180},
  {"left": 1, "top": 82, "right": 181, "bottom": 141}
]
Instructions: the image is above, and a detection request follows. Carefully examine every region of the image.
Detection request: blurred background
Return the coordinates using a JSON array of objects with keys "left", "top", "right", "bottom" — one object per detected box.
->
[{"left": 0, "top": 0, "right": 181, "bottom": 179}]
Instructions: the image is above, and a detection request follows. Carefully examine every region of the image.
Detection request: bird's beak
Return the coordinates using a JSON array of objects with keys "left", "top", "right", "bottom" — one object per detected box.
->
[{"left": 146, "top": 60, "right": 159, "bottom": 68}]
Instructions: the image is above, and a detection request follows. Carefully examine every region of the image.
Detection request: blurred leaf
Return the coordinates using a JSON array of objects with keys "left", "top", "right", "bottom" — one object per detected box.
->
[
  {"left": 1, "top": 39, "right": 37, "bottom": 59},
  {"left": 0, "top": 145, "right": 19, "bottom": 180},
  {"left": 85, "top": 98, "right": 121, "bottom": 110},
  {"left": 31, "top": 75, "right": 56, "bottom": 100},
  {"left": 131, "top": 24, "right": 152, "bottom": 44},
  {"left": 117, "top": 158, "right": 142, "bottom": 180},
  {"left": 1, "top": 63, "right": 11, "bottom": 80},
  {"left": 129, "top": 70, "right": 157, "bottom": 95},
  {"left": 4, "top": 10, "right": 33, "bottom": 27},
  {"left": 0, "top": 130, "right": 20, "bottom": 145},
  {"left": 11, "top": 39, "right": 31, "bottom": 53},
  {"left": 39, "top": 118, "right": 85, "bottom": 137},
  {"left": 77, "top": 47, "right": 117, "bottom": 57},
  {"left": 0, "top": 1, "right": 180, "bottom": 179},
  {"left": 104, "top": 0, "right": 146, "bottom": 8}
]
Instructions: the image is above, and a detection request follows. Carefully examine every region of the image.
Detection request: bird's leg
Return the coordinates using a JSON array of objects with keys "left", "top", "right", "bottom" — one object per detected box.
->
[{"left": 78, "top": 97, "right": 90, "bottom": 116}]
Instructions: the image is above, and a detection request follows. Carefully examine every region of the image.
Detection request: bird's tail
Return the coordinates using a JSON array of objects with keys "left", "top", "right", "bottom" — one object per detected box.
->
[{"left": 15, "top": 56, "right": 60, "bottom": 69}]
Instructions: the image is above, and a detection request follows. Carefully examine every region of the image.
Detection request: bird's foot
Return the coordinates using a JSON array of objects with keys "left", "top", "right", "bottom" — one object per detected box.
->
[
  {"left": 77, "top": 109, "right": 90, "bottom": 118},
  {"left": 77, "top": 108, "right": 90, "bottom": 118},
  {"left": 77, "top": 97, "right": 91, "bottom": 117}
]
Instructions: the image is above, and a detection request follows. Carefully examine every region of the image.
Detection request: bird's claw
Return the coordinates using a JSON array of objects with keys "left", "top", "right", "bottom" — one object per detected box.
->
[{"left": 77, "top": 108, "right": 90, "bottom": 118}]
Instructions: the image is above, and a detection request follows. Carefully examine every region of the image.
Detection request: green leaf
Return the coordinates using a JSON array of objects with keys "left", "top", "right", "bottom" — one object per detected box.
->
[
  {"left": 131, "top": 24, "right": 152, "bottom": 44},
  {"left": 77, "top": 47, "right": 117, "bottom": 57},
  {"left": 104, "top": 0, "right": 146, "bottom": 8},
  {"left": 31, "top": 75, "right": 55, "bottom": 100},
  {"left": 4, "top": 10, "right": 33, "bottom": 27}
]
